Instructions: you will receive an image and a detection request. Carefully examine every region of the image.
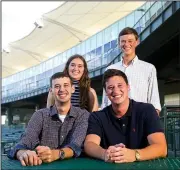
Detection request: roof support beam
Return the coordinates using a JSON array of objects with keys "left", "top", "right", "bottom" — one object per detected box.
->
[
  {"left": 9, "top": 44, "right": 47, "bottom": 62},
  {"left": 42, "top": 16, "right": 89, "bottom": 42}
]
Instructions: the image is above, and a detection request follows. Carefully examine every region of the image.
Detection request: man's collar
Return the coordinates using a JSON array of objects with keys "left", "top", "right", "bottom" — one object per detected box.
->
[
  {"left": 120, "top": 55, "right": 138, "bottom": 66},
  {"left": 109, "top": 99, "right": 132, "bottom": 120},
  {"left": 50, "top": 105, "right": 78, "bottom": 118}
]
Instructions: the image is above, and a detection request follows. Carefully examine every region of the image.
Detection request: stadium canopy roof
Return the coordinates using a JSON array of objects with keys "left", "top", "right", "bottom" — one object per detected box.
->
[{"left": 2, "top": 1, "right": 145, "bottom": 78}]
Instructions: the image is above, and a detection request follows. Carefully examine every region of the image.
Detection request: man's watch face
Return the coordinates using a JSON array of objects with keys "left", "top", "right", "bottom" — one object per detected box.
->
[{"left": 60, "top": 150, "right": 65, "bottom": 159}]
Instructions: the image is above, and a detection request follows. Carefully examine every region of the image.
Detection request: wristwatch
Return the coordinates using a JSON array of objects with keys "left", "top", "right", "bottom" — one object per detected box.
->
[
  {"left": 59, "top": 149, "right": 65, "bottom": 160},
  {"left": 135, "top": 150, "right": 141, "bottom": 161}
]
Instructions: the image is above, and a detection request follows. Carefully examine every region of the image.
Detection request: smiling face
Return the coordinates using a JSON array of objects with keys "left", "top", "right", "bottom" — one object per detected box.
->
[
  {"left": 105, "top": 76, "right": 129, "bottom": 105},
  {"left": 68, "top": 58, "right": 84, "bottom": 81},
  {"left": 51, "top": 77, "right": 75, "bottom": 104},
  {"left": 119, "top": 33, "right": 139, "bottom": 57}
]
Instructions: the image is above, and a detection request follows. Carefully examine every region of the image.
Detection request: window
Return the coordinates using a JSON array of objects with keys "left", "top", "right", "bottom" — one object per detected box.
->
[
  {"left": 104, "top": 42, "right": 110, "bottom": 53},
  {"left": 90, "top": 50, "right": 96, "bottom": 59},
  {"left": 111, "top": 22, "right": 118, "bottom": 41},
  {"left": 62, "top": 52, "right": 67, "bottom": 63},
  {"left": 104, "top": 27, "right": 111, "bottom": 44},
  {"left": 81, "top": 42, "right": 86, "bottom": 55},
  {"left": 118, "top": 18, "right": 126, "bottom": 32},
  {"left": 90, "top": 35, "right": 96, "bottom": 51},
  {"left": 111, "top": 39, "right": 117, "bottom": 49},
  {"left": 96, "top": 46, "right": 102, "bottom": 56},
  {"left": 86, "top": 39, "right": 90, "bottom": 54},
  {"left": 67, "top": 49, "right": 71, "bottom": 59},
  {"left": 126, "top": 13, "right": 135, "bottom": 27},
  {"left": 97, "top": 32, "right": 103, "bottom": 47}
]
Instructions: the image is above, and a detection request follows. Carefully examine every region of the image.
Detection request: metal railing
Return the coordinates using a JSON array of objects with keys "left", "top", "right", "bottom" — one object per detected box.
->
[{"left": 160, "top": 106, "right": 180, "bottom": 157}]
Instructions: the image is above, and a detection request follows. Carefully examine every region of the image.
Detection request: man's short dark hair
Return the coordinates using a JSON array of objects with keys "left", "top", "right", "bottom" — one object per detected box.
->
[
  {"left": 118, "top": 27, "right": 139, "bottom": 44},
  {"left": 102, "top": 69, "right": 128, "bottom": 89},
  {"left": 50, "top": 72, "right": 72, "bottom": 87}
]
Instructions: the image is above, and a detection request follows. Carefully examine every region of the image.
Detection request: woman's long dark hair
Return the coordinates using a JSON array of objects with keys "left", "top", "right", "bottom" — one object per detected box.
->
[{"left": 63, "top": 54, "right": 91, "bottom": 111}]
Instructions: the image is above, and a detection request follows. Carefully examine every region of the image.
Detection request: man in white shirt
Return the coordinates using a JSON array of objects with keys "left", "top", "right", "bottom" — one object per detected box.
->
[{"left": 102, "top": 27, "right": 161, "bottom": 114}]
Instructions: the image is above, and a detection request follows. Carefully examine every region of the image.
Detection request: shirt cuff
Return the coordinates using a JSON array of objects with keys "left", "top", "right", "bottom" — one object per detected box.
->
[
  {"left": 63, "top": 143, "right": 81, "bottom": 157},
  {"left": 7, "top": 144, "right": 29, "bottom": 159}
]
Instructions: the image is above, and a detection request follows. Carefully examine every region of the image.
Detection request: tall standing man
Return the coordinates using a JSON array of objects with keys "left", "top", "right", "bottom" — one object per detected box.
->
[
  {"left": 102, "top": 27, "right": 161, "bottom": 114},
  {"left": 8, "top": 72, "right": 90, "bottom": 166}
]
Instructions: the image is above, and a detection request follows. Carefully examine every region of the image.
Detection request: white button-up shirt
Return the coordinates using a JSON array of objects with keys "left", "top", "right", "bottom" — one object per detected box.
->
[{"left": 102, "top": 56, "right": 161, "bottom": 111}]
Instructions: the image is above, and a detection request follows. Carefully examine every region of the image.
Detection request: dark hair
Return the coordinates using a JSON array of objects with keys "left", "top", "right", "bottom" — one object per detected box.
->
[
  {"left": 102, "top": 69, "right": 128, "bottom": 89},
  {"left": 63, "top": 54, "right": 91, "bottom": 111},
  {"left": 50, "top": 72, "right": 72, "bottom": 87},
  {"left": 118, "top": 27, "right": 139, "bottom": 45}
]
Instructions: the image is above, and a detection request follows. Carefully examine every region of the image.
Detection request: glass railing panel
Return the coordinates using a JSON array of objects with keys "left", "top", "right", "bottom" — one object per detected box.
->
[{"left": 164, "top": 5, "right": 173, "bottom": 21}]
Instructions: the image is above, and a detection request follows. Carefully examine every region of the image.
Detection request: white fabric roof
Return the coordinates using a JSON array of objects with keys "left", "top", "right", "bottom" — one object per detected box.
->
[{"left": 2, "top": 1, "right": 145, "bottom": 78}]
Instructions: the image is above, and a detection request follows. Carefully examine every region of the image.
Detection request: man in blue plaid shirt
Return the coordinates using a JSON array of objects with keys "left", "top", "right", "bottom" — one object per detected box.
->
[{"left": 8, "top": 72, "right": 90, "bottom": 166}]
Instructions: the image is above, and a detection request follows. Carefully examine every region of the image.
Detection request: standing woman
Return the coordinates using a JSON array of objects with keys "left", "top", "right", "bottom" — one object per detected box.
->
[{"left": 47, "top": 54, "right": 99, "bottom": 112}]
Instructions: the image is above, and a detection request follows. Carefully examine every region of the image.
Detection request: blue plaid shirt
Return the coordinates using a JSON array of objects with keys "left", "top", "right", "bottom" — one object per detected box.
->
[{"left": 8, "top": 105, "right": 90, "bottom": 159}]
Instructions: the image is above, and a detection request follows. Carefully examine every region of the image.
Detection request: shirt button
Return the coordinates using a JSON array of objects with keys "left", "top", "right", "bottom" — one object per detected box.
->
[
  {"left": 61, "top": 136, "right": 64, "bottom": 138},
  {"left": 123, "top": 124, "right": 125, "bottom": 127}
]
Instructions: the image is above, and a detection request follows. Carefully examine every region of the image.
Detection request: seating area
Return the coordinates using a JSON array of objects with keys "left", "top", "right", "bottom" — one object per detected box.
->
[{"left": 1, "top": 125, "right": 25, "bottom": 154}]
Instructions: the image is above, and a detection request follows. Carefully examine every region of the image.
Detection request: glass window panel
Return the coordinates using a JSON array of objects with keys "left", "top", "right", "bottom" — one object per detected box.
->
[
  {"left": 111, "top": 39, "right": 117, "bottom": 49},
  {"left": 53, "top": 55, "right": 58, "bottom": 67},
  {"left": 111, "top": 22, "right": 118, "bottom": 41},
  {"left": 18, "top": 73, "right": 21, "bottom": 82},
  {"left": 71, "top": 47, "right": 76, "bottom": 55},
  {"left": 76, "top": 44, "right": 81, "bottom": 54},
  {"left": 31, "top": 66, "right": 34, "bottom": 77},
  {"left": 126, "top": 13, "right": 135, "bottom": 27},
  {"left": 118, "top": 18, "right": 126, "bottom": 32},
  {"left": 47, "top": 59, "right": 53, "bottom": 70},
  {"left": 145, "top": 10, "right": 150, "bottom": 26},
  {"left": 104, "top": 42, "right": 110, "bottom": 53},
  {"left": 39, "top": 63, "right": 43, "bottom": 74},
  {"left": 24, "top": 70, "right": 28, "bottom": 79},
  {"left": 42, "top": 62, "right": 46, "bottom": 72},
  {"left": 90, "top": 35, "right": 96, "bottom": 51},
  {"left": 149, "top": 2, "right": 158, "bottom": 19},
  {"left": 145, "top": 2, "right": 151, "bottom": 11},
  {"left": 104, "top": 26, "right": 111, "bottom": 44},
  {"left": 36, "top": 65, "right": 40, "bottom": 75},
  {"left": 27, "top": 69, "right": 30, "bottom": 79},
  {"left": 46, "top": 70, "right": 52, "bottom": 78},
  {"left": 28, "top": 68, "right": 32, "bottom": 78},
  {"left": 90, "top": 50, "right": 96, "bottom": 59},
  {"left": 85, "top": 52, "right": 91, "bottom": 61},
  {"left": 81, "top": 42, "right": 85, "bottom": 55},
  {"left": 86, "top": 39, "right": 90, "bottom": 53},
  {"left": 58, "top": 53, "right": 63, "bottom": 63},
  {"left": 62, "top": 52, "right": 67, "bottom": 62},
  {"left": 97, "top": 32, "right": 103, "bottom": 47},
  {"left": 67, "top": 49, "right": 71, "bottom": 59},
  {"left": 134, "top": 10, "right": 143, "bottom": 24},
  {"left": 96, "top": 46, "right": 102, "bottom": 56}
]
